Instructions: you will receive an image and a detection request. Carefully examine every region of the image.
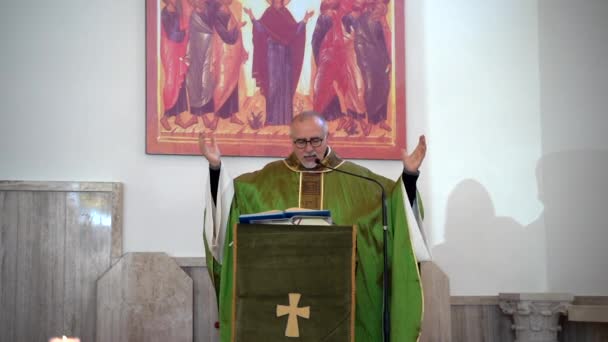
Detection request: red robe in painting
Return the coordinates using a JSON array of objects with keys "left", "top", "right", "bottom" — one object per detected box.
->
[
  {"left": 312, "top": 9, "right": 348, "bottom": 118},
  {"left": 160, "top": 2, "right": 191, "bottom": 115}
]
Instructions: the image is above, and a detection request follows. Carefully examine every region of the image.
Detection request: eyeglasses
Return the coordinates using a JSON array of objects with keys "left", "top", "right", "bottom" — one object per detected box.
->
[{"left": 293, "top": 137, "right": 324, "bottom": 149}]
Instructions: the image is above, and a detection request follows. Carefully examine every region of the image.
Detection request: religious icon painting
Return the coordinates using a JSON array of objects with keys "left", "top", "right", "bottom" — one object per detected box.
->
[{"left": 146, "top": 0, "right": 406, "bottom": 159}]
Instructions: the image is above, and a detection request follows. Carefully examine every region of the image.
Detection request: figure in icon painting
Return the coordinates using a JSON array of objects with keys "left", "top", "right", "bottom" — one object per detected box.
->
[
  {"left": 245, "top": 1, "right": 314, "bottom": 126},
  {"left": 344, "top": 0, "right": 393, "bottom": 134},
  {"left": 152, "top": 0, "right": 401, "bottom": 157},
  {"left": 312, "top": 0, "right": 347, "bottom": 123},
  {"left": 185, "top": 0, "right": 247, "bottom": 130},
  {"left": 159, "top": 0, "right": 190, "bottom": 131},
  {"left": 212, "top": 0, "right": 248, "bottom": 127},
  {"left": 185, "top": 0, "right": 216, "bottom": 127}
]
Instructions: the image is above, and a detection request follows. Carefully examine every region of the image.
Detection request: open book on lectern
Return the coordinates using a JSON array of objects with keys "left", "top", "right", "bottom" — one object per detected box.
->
[{"left": 238, "top": 208, "right": 332, "bottom": 225}]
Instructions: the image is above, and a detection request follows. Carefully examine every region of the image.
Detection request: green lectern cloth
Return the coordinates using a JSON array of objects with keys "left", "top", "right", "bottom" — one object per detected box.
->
[{"left": 232, "top": 224, "right": 356, "bottom": 342}]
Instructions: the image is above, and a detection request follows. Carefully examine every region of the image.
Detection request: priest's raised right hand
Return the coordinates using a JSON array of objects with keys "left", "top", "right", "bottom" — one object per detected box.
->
[{"left": 198, "top": 133, "right": 221, "bottom": 169}]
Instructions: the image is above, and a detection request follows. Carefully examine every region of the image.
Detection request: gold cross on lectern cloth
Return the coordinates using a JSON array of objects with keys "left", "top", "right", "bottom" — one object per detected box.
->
[{"left": 276, "top": 293, "right": 310, "bottom": 337}]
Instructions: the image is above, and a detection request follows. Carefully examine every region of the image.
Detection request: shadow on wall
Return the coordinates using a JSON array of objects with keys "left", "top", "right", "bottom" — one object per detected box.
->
[
  {"left": 432, "top": 179, "right": 546, "bottom": 295},
  {"left": 432, "top": 149, "right": 608, "bottom": 295},
  {"left": 539, "top": 150, "right": 608, "bottom": 295}
]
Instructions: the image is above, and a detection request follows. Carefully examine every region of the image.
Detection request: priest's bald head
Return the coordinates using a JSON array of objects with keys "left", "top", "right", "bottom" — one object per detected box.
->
[{"left": 289, "top": 111, "right": 329, "bottom": 169}]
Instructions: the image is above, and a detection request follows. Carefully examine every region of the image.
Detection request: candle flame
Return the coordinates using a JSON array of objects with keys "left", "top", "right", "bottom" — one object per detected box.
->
[{"left": 63, "top": 336, "right": 67, "bottom": 341}]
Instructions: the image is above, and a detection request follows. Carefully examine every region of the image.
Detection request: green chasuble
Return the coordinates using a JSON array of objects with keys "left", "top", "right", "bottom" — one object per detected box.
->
[{"left": 207, "top": 149, "right": 423, "bottom": 341}]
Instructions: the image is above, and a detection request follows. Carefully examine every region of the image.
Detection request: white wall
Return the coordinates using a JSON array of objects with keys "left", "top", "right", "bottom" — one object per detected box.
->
[
  {"left": 537, "top": 0, "right": 608, "bottom": 295},
  {"left": 414, "top": 0, "right": 546, "bottom": 295},
  {"left": 0, "top": 0, "right": 606, "bottom": 295}
]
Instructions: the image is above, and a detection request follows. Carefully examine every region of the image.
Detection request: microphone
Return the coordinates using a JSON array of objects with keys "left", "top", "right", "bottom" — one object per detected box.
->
[{"left": 314, "top": 158, "right": 391, "bottom": 342}]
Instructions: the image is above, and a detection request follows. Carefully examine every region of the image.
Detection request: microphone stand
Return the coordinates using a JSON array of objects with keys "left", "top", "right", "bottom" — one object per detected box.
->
[{"left": 315, "top": 159, "right": 390, "bottom": 342}]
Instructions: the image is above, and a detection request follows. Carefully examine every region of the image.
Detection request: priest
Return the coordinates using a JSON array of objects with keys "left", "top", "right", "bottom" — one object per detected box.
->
[{"left": 201, "top": 111, "right": 430, "bottom": 341}]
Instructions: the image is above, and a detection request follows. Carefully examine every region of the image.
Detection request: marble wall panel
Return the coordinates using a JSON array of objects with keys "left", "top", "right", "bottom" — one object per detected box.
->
[
  {"left": 97, "top": 253, "right": 193, "bottom": 342},
  {"left": 0, "top": 181, "right": 122, "bottom": 342}
]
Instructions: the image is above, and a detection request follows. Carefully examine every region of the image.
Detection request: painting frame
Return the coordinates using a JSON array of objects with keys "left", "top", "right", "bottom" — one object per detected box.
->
[{"left": 146, "top": 0, "right": 406, "bottom": 159}]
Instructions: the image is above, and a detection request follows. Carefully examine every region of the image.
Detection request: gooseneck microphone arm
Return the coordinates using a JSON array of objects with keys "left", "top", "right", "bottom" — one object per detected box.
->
[{"left": 314, "top": 158, "right": 391, "bottom": 342}]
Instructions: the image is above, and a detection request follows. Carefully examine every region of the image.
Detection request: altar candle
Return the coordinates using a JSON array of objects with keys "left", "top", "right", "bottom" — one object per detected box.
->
[{"left": 49, "top": 335, "right": 80, "bottom": 342}]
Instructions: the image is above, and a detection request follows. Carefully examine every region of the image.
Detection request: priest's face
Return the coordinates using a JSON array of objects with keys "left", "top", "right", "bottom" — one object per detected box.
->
[{"left": 290, "top": 118, "right": 329, "bottom": 169}]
